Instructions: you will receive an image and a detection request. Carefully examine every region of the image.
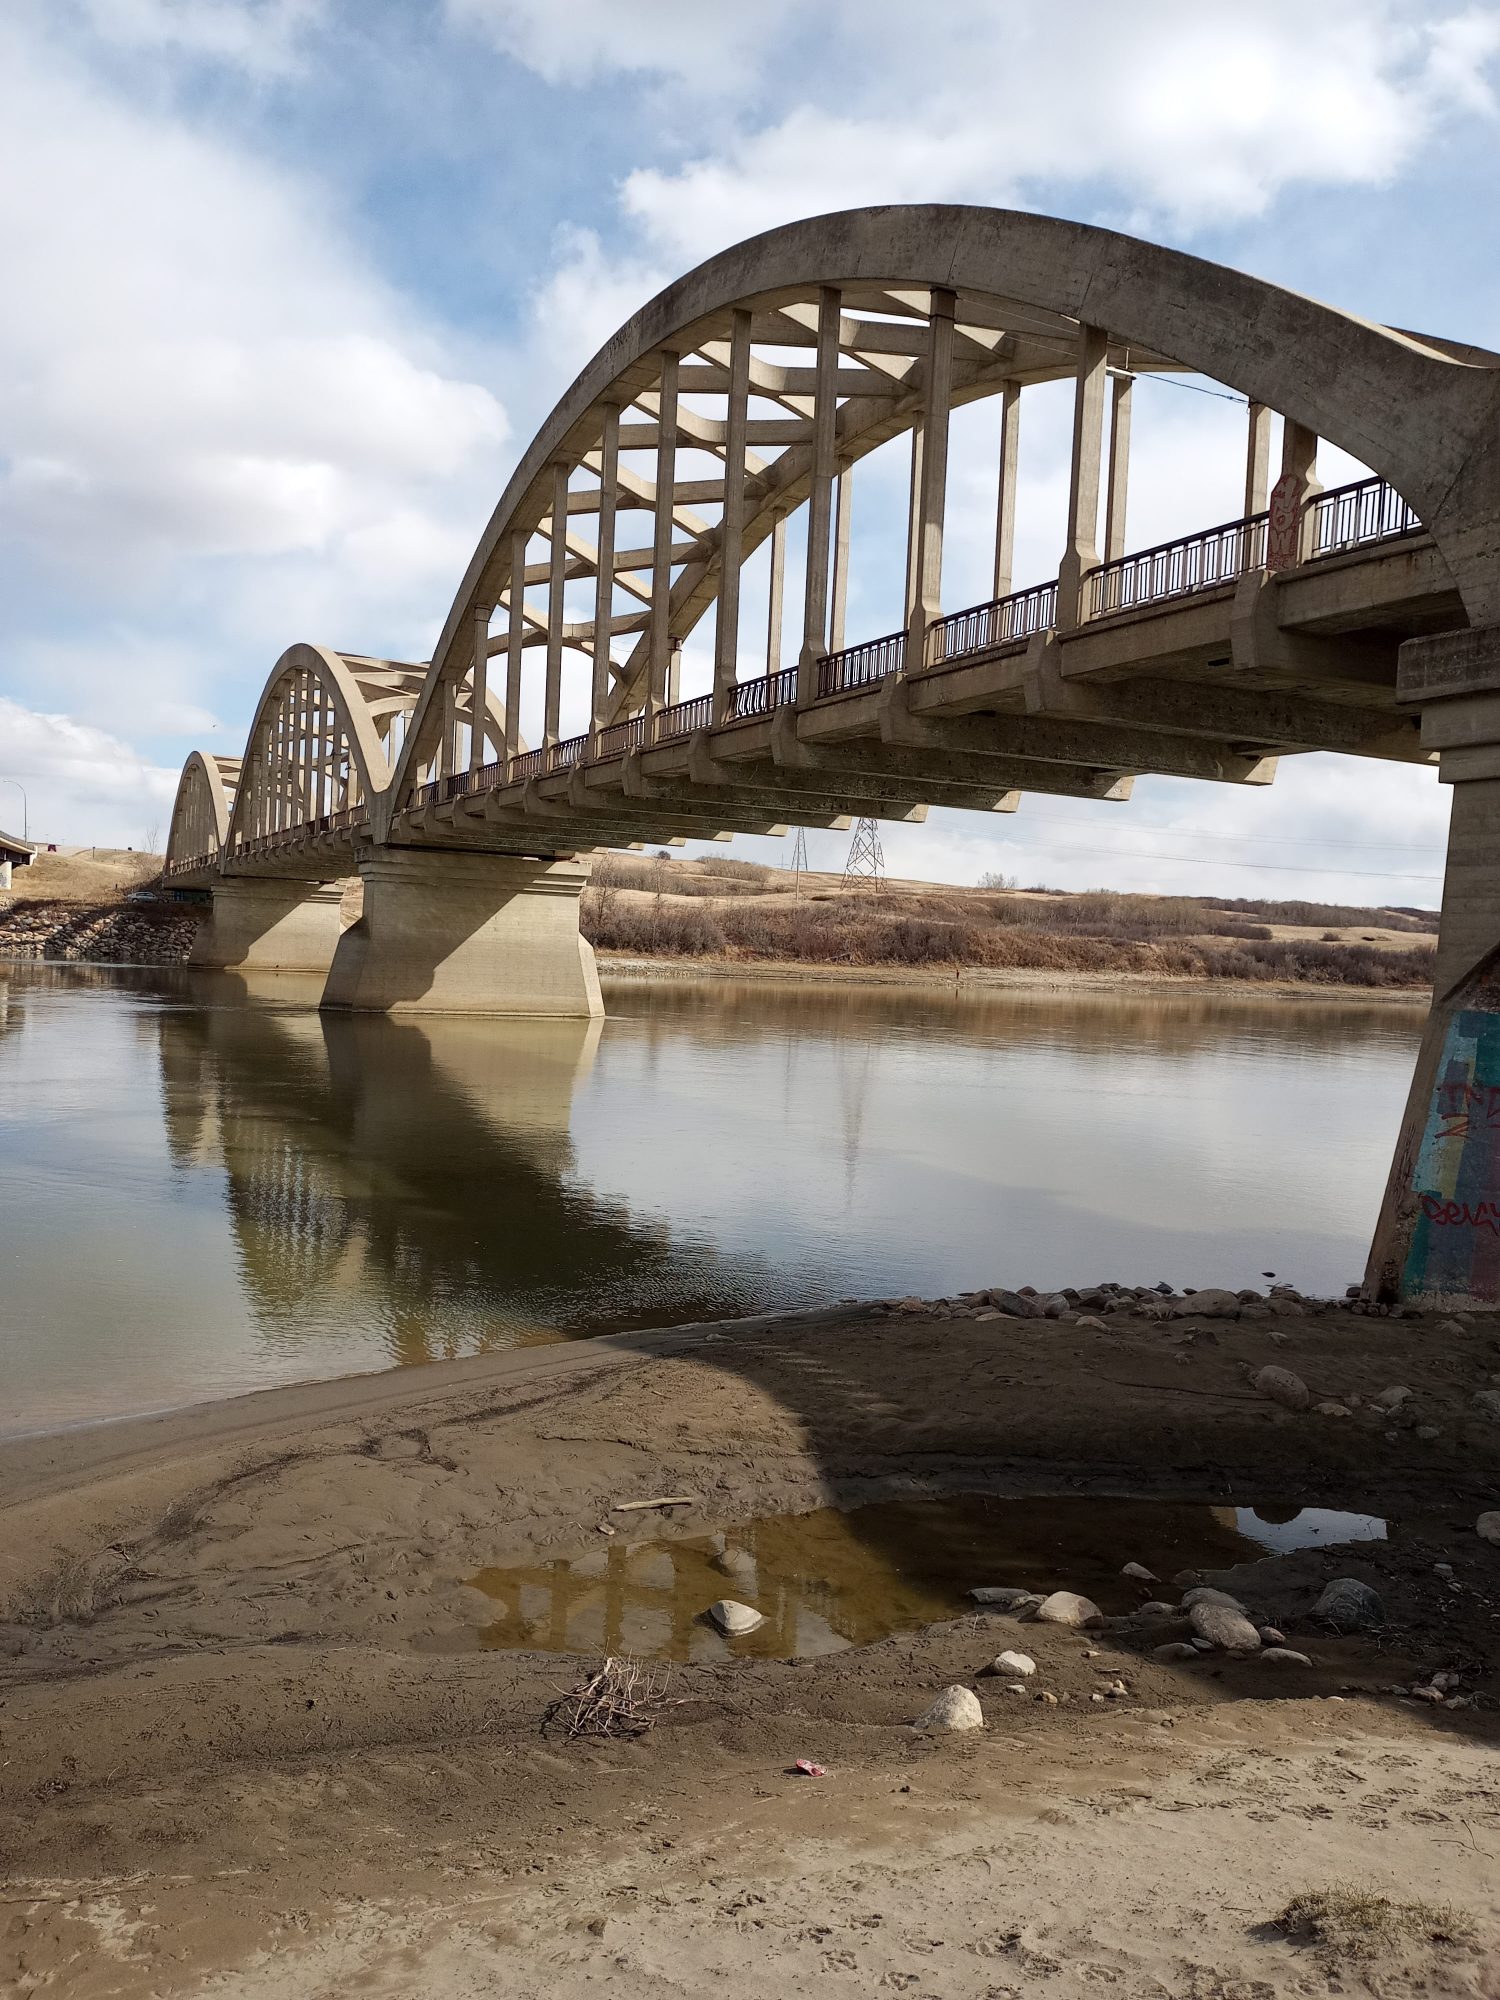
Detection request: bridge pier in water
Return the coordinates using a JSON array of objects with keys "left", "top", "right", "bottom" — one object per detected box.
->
[
  {"left": 187, "top": 878, "right": 346, "bottom": 974},
  {"left": 320, "top": 849, "right": 602, "bottom": 1019},
  {"left": 1370, "top": 627, "right": 1500, "bottom": 1306}
]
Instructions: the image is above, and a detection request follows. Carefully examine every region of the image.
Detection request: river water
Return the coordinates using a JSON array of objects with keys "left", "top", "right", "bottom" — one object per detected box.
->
[{"left": 0, "top": 963, "right": 1425, "bottom": 1437}]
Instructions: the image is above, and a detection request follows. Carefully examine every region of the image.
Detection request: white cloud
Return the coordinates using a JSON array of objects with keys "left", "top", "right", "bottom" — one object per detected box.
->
[
  {"left": 0, "top": 698, "right": 179, "bottom": 849},
  {"left": 445, "top": 0, "right": 800, "bottom": 88},
  {"left": 609, "top": 0, "right": 1500, "bottom": 263},
  {"left": 0, "top": 17, "right": 507, "bottom": 595},
  {"left": 73, "top": 0, "right": 325, "bottom": 76}
]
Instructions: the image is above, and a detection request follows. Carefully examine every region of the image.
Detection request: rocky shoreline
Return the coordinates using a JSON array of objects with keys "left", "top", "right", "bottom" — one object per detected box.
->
[{"left": 0, "top": 897, "right": 198, "bottom": 964}]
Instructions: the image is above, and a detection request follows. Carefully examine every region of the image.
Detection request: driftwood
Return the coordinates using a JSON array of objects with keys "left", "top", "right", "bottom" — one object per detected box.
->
[{"left": 542, "top": 1656, "right": 684, "bottom": 1740}]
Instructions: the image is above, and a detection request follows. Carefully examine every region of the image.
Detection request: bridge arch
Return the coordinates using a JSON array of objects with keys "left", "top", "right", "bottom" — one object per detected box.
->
[
  {"left": 165, "top": 751, "right": 240, "bottom": 873},
  {"left": 386, "top": 204, "right": 1497, "bottom": 833}
]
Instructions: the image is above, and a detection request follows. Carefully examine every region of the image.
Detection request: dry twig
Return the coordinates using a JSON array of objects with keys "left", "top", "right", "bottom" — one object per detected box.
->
[{"left": 542, "top": 1656, "right": 684, "bottom": 1740}]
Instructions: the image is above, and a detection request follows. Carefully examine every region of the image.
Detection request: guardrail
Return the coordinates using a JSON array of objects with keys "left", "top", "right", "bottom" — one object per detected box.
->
[
  {"left": 1309, "top": 475, "right": 1420, "bottom": 556},
  {"left": 724, "top": 666, "right": 797, "bottom": 721},
  {"left": 595, "top": 715, "right": 647, "bottom": 759},
  {"left": 547, "top": 734, "right": 589, "bottom": 773},
  {"left": 818, "top": 629, "right": 905, "bottom": 696},
  {"left": 1089, "top": 513, "right": 1268, "bottom": 619},
  {"left": 924, "top": 581, "right": 1059, "bottom": 666},
  {"left": 654, "top": 693, "right": 714, "bottom": 740},
  {"left": 162, "top": 852, "right": 216, "bottom": 879}
]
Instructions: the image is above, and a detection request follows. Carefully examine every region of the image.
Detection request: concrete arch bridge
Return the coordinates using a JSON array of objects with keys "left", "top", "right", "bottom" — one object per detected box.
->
[{"left": 164, "top": 206, "right": 1500, "bottom": 1304}]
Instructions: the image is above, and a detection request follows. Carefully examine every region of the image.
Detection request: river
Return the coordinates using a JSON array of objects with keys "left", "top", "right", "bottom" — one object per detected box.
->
[{"left": 0, "top": 963, "right": 1425, "bottom": 1436}]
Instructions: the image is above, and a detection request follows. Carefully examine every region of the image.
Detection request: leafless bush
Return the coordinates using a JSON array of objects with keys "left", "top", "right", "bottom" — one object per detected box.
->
[{"left": 543, "top": 1656, "right": 684, "bottom": 1739}]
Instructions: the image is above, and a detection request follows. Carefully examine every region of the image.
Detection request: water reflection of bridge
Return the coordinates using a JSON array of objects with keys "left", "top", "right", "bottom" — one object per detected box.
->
[{"left": 155, "top": 974, "right": 770, "bottom": 1365}]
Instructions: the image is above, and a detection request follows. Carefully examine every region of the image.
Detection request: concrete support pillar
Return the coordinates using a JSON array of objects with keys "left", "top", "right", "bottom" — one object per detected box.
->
[
  {"left": 1104, "top": 371, "right": 1133, "bottom": 564},
  {"left": 544, "top": 460, "right": 567, "bottom": 753},
  {"left": 907, "top": 286, "right": 956, "bottom": 667},
  {"left": 766, "top": 515, "right": 786, "bottom": 677},
  {"left": 713, "top": 309, "right": 751, "bottom": 724},
  {"left": 648, "top": 352, "right": 679, "bottom": 724},
  {"left": 591, "top": 406, "right": 620, "bottom": 745},
  {"left": 797, "top": 286, "right": 842, "bottom": 706},
  {"left": 992, "top": 379, "right": 1020, "bottom": 602},
  {"left": 504, "top": 529, "right": 525, "bottom": 775},
  {"left": 829, "top": 463, "right": 852, "bottom": 655},
  {"left": 1368, "top": 624, "right": 1500, "bottom": 1304},
  {"left": 470, "top": 608, "right": 490, "bottom": 772},
  {"left": 321, "top": 849, "right": 603, "bottom": 1019},
  {"left": 1057, "top": 325, "right": 1109, "bottom": 628},
  {"left": 1244, "top": 401, "right": 1272, "bottom": 517},
  {"left": 188, "top": 878, "right": 346, "bottom": 973}
]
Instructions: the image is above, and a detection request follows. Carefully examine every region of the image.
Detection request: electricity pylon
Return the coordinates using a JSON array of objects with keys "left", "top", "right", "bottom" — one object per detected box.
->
[
  {"left": 789, "top": 826, "right": 809, "bottom": 896},
  {"left": 840, "top": 816, "right": 885, "bottom": 892}
]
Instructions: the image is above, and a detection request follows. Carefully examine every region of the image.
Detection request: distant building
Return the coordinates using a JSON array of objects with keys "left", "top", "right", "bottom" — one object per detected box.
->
[{"left": 0, "top": 829, "right": 36, "bottom": 892}]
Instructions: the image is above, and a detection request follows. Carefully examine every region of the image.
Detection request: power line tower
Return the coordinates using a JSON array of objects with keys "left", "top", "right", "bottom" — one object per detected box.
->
[
  {"left": 788, "top": 825, "right": 809, "bottom": 896},
  {"left": 841, "top": 816, "right": 885, "bottom": 893}
]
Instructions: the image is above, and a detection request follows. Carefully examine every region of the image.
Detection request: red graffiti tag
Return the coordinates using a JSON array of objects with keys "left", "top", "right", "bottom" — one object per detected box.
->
[
  {"left": 1435, "top": 1080, "right": 1500, "bottom": 1141},
  {"left": 1419, "top": 1192, "right": 1500, "bottom": 1234}
]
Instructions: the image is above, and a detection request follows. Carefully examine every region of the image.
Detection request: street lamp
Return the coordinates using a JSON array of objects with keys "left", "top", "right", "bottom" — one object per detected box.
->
[{"left": 0, "top": 778, "right": 26, "bottom": 841}]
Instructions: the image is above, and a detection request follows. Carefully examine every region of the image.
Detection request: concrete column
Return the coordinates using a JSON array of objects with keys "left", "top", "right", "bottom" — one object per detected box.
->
[
  {"left": 829, "top": 464, "right": 852, "bottom": 654},
  {"left": 766, "top": 515, "right": 786, "bottom": 675},
  {"left": 1244, "top": 401, "right": 1272, "bottom": 516},
  {"left": 1057, "top": 324, "right": 1109, "bottom": 628},
  {"left": 648, "top": 352, "right": 678, "bottom": 723},
  {"left": 321, "top": 849, "right": 603, "bottom": 1019},
  {"left": 993, "top": 379, "right": 1020, "bottom": 602},
  {"left": 470, "top": 608, "right": 490, "bottom": 772},
  {"left": 591, "top": 406, "right": 620, "bottom": 743},
  {"left": 1104, "top": 372, "right": 1133, "bottom": 564},
  {"left": 907, "top": 287, "right": 956, "bottom": 666},
  {"left": 797, "top": 286, "right": 842, "bottom": 706},
  {"left": 904, "top": 420, "right": 924, "bottom": 625},
  {"left": 505, "top": 529, "right": 525, "bottom": 774},
  {"left": 544, "top": 461, "right": 567, "bottom": 752},
  {"left": 189, "top": 878, "right": 346, "bottom": 973},
  {"left": 714, "top": 309, "right": 751, "bottom": 724},
  {"left": 1368, "top": 624, "right": 1500, "bottom": 1305}
]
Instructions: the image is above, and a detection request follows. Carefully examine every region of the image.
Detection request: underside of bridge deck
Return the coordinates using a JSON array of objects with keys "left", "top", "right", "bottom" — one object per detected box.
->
[{"left": 161, "top": 205, "right": 1500, "bottom": 1299}]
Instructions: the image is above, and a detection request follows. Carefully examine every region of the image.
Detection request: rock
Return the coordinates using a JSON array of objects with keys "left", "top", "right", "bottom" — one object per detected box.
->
[
  {"left": 1314, "top": 1401, "right": 1352, "bottom": 1418},
  {"left": 1181, "top": 1586, "right": 1245, "bottom": 1612},
  {"left": 1254, "top": 1365, "right": 1311, "bottom": 1412},
  {"left": 1153, "top": 1642, "right": 1202, "bottom": 1662},
  {"left": 1434, "top": 1561, "right": 1455, "bottom": 1578},
  {"left": 969, "top": 1586, "right": 1038, "bottom": 1608},
  {"left": 1257, "top": 1626, "right": 1287, "bottom": 1646},
  {"left": 1259, "top": 1647, "right": 1314, "bottom": 1667},
  {"left": 988, "top": 1649, "right": 1036, "bottom": 1678},
  {"left": 1473, "top": 1390, "right": 1500, "bottom": 1420},
  {"left": 1171, "top": 1288, "right": 1242, "bottom": 1318},
  {"left": 1437, "top": 1318, "right": 1466, "bottom": 1339},
  {"left": 1121, "top": 1561, "right": 1158, "bottom": 1582},
  {"left": 1074, "top": 1315, "right": 1108, "bottom": 1331},
  {"left": 1134, "top": 1601, "right": 1176, "bottom": 1620},
  {"left": 1372, "top": 1386, "right": 1412, "bottom": 1410},
  {"left": 1034, "top": 1689, "right": 1058, "bottom": 1705},
  {"left": 1032, "top": 1590, "right": 1104, "bottom": 1629},
  {"left": 914, "top": 1685, "right": 984, "bottom": 1732},
  {"left": 1040, "top": 1293, "right": 1070, "bottom": 1318},
  {"left": 708, "top": 1599, "right": 765, "bottom": 1636},
  {"left": 1416, "top": 1425, "right": 1442, "bottom": 1441},
  {"left": 1188, "top": 1602, "right": 1262, "bottom": 1652},
  {"left": 1170, "top": 1568, "right": 1202, "bottom": 1590},
  {"left": 1312, "top": 1578, "right": 1385, "bottom": 1632},
  {"left": 987, "top": 1289, "right": 1041, "bottom": 1318},
  {"left": 1476, "top": 1512, "right": 1500, "bottom": 1546},
  {"left": 1411, "top": 1683, "right": 1445, "bottom": 1704}
]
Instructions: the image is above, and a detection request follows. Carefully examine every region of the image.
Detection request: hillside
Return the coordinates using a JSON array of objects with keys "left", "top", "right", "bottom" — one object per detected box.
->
[
  {"left": 4, "top": 847, "right": 160, "bottom": 904},
  {"left": 582, "top": 852, "right": 1437, "bottom": 990}
]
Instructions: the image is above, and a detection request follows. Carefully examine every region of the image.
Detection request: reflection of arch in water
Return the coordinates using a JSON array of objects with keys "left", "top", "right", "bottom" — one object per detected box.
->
[{"left": 153, "top": 985, "right": 771, "bottom": 1365}]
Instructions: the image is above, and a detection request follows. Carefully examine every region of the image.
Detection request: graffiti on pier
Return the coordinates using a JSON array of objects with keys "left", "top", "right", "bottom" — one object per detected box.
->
[{"left": 1403, "top": 1008, "right": 1500, "bottom": 1301}]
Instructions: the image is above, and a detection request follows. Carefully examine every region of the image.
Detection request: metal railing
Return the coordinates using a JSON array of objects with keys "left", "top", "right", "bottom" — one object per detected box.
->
[
  {"left": 548, "top": 734, "right": 589, "bottom": 773},
  {"left": 724, "top": 665, "right": 797, "bottom": 720},
  {"left": 162, "top": 851, "right": 216, "bottom": 878},
  {"left": 510, "top": 748, "right": 545, "bottom": 783},
  {"left": 924, "top": 581, "right": 1059, "bottom": 666},
  {"left": 654, "top": 693, "right": 714, "bottom": 740},
  {"left": 595, "top": 715, "right": 647, "bottom": 759},
  {"left": 818, "top": 629, "right": 906, "bottom": 696},
  {"left": 1309, "top": 475, "right": 1421, "bottom": 557},
  {"left": 1089, "top": 513, "right": 1268, "bottom": 619}
]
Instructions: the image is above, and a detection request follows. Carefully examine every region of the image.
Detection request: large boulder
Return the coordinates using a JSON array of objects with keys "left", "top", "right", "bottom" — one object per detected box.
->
[
  {"left": 1171, "top": 1289, "right": 1242, "bottom": 1318},
  {"left": 1188, "top": 1602, "right": 1262, "bottom": 1652},
  {"left": 1254, "top": 1365, "right": 1311, "bottom": 1412},
  {"left": 1312, "top": 1577, "right": 1384, "bottom": 1632},
  {"left": 1033, "top": 1590, "right": 1104, "bottom": 1628},
  {"left": 1181, "top": 1586, "right": 1246, "bottom": 1612},
  {"left": 915, "top": 1686, "right": 985, "bottom": 1731},
  {"left": 1477, "top": 1512, "right": 1500, "bottom": 1546},
  {"left": 708, "top": 1598, "right": 765, "bottom": 1636}
]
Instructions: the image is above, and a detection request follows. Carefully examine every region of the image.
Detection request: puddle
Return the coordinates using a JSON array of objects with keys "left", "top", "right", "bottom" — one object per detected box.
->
[{"left": 465, "top": 1495, "right": 1388, "bottom": 1662}]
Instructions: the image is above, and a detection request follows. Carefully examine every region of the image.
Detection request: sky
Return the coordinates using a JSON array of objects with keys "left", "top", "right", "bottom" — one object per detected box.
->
[{"left": 2, "top": 0, "right": 1499, "bottom": 903}]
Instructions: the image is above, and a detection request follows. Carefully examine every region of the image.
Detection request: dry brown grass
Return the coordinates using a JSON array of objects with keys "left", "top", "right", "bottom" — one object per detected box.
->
[
  {"left": 5, "top": 848, "right": 160, "bottom": 904},
  {"left": 1275, "top": 1885, "right": 1475, "bottom": 1965}
]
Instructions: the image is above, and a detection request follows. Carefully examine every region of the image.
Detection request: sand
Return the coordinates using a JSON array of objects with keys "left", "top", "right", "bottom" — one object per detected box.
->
[{"left": 3, "top": 1301, "right": 1499, "bottom": 1995}]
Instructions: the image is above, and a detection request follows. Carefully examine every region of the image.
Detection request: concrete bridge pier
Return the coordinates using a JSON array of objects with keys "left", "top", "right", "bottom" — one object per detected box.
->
[
  {"left": 1368, "top": 626, "right": 1500, "bottom": 1306},
  {"left": 187, "top": 877, "right": 347, "bottom": 973},
  {"left": 319, "top": 849, "right": 603, "bottom": 1018}
]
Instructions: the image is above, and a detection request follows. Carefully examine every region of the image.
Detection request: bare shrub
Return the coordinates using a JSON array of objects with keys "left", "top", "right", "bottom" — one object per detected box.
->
[
  {"left": 1275, "top": 1885, "right": 1474, "bottom": 1965},
  {"left": 543, "top": 1656, "right": 683, "bottom": 1739}
]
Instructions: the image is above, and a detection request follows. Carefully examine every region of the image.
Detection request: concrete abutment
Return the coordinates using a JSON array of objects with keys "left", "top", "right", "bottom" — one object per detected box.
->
[
  {"left": 188, "top": 878, "right": 347, "bottom": 974},
  {"left": 320, "top": 849, "right": 602, "bottom": 1019},
  {"left": 1369, "top": 624, "right": 1500, "bottom": 1306}
]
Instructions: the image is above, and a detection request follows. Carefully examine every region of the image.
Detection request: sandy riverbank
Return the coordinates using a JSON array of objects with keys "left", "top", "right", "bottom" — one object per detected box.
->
[{"left": 3, "top": 1293, "right": 1500, "bottom": 1994}]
